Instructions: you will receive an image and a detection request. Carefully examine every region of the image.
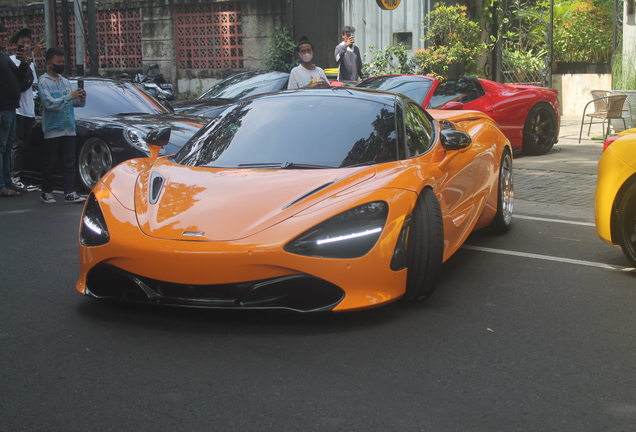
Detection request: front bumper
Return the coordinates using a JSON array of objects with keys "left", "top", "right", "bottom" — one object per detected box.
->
[
  {"left": 85, "top": 265, "right": 344, "bottom": 312},
  {"left": 77, "top": 184, "right": 417, "bottom": 312}
]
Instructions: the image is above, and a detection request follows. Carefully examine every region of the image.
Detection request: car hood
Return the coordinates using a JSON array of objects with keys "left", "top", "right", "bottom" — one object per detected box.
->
[
  {"left": 83, "top": 113, "right": 210, "bottom": 154},
  {"left": 134, "top": 161, "right": 376, "bottom": 242}
]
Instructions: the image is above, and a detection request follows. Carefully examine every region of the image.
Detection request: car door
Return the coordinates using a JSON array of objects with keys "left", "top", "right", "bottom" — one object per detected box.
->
[
  {"left": 463, "top": 80, "right": 530, "bottom": 143},
  {"left": 404, "top": 102, "right": 487, "bottom": 250}
]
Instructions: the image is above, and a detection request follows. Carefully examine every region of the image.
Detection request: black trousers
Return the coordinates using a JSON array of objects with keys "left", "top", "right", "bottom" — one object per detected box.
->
[
  {"left": 11, "top": 114, "right": 34, "bottom": 178},
  {"left": 42, "top": 135, "right": 76, "bottom": 195}
]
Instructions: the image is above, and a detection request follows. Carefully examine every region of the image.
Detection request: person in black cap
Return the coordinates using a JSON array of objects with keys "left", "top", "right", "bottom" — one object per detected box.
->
[
  {"left": 287, "top": 36, "right": 329, "bottom": 89},
  {"left": 0, "top": 23, "right": 31, "bottom": 197},
  {"left": 334, "top": 25, "right": 365, "bottom": 82},
  {"left": 10, "top": 28, "right": 44, "bottom": 192}
]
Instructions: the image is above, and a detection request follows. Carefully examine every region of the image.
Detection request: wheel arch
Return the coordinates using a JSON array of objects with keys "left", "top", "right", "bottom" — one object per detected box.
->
[{"left": 610, "top": 173, "right": 636, "bottom": 244}]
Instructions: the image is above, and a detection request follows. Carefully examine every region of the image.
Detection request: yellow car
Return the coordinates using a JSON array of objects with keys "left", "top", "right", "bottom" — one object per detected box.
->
[{"left": 596, "top": 131, "right": 636, "bottom": 266}]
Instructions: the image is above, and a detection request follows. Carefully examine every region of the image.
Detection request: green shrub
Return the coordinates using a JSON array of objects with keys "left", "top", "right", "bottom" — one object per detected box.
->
[
  {"left": 414, "top": 3, "right": 487, "bottom": 80},
  {"left": 263, "top": 25, "right": 298, "bottom": 72},
  {"left": 363, "top": 44, "right": 417, "bottom": 77}
]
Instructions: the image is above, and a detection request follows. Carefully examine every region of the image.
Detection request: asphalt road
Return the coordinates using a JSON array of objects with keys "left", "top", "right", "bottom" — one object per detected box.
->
[{"left": 2, "top": 119, "right": 636, "bottom": 431}]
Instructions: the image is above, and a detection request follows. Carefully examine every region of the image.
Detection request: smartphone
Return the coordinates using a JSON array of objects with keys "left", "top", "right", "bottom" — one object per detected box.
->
[
  {"left": 17, "top": 44, "right": 24, "bottom": 52},
  {"left": 78, "top": 79, "right": 84, "bottom": 90}
]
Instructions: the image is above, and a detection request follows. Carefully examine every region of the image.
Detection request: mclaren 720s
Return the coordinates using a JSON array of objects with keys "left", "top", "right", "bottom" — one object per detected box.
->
[{"left": 76, "top": 88, "right": 513, "bottom": 312}]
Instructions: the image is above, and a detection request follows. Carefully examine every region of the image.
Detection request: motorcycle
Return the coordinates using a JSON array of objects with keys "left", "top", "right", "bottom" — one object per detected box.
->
[{"left": 132, "top": 63, "right": 174, "bottom": 101}]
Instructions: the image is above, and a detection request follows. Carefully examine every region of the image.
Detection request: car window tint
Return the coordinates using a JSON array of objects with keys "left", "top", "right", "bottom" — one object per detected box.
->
[
  {"left": 404, "top": 103, "right": 433, "bottom": 157},
  {"left": 356, "top": 76, "right": 434, "bottom": 105},
  {"left": 72, "top": 80, "right": 167, "bottom": 119},
  {"left": 198, "top": 72, "right": 288, "bottom": 101},
  {"left": 430, "top": 76, "right": 483, "bottom": 108},
  {"left": 174, "top": 94, "right": 397, "bottom": 168}
]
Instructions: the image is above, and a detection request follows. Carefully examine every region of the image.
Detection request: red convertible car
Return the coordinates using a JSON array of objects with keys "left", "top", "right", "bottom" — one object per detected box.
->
[{"left": 356, "top": 75, "right": 560, "bottom": 155}]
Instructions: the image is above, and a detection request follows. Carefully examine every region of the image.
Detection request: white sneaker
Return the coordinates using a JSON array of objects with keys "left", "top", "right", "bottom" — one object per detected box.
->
[
  {"left": 13, "top": 177, "right": 38, "bottom": 191},
  {"left": 65, "top": 191, "right": 86, "bottom": 203},
  {"left": 41, "top": 192, "right": 56, "bottom": 204}
]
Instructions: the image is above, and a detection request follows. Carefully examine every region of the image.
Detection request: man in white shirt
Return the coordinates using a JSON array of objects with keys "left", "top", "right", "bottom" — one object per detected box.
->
[
  {"left": 288, "top": 36, "right": 329, "bottom": 90},
  {"left": 10, "top": 28, "right": 43, "bottom": 191}
]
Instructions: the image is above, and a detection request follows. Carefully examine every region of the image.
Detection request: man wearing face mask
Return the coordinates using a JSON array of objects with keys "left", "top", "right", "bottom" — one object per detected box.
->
[
  {"left": 287, "top": 36, "right": 329, "bottom": 90},
  {"left": 38, "top": 47, "right": 86, "bottom": 204}
]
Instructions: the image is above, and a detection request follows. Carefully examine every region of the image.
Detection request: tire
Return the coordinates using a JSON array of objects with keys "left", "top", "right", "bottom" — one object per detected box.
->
[
  {"left": 490, "top": 149, "right": 514, "bottom": 232},
  {"left": 616, "top": 182, "right": 636, "bottom": 267},
  {"left": 522, "top": 102, "right": 558, "bottom": 156},
  {"left": 402, "top": 188, "right": 444, "bottom": 301},
  {"left": 78, "top": 138, "right": 113, "bottom": 191}
]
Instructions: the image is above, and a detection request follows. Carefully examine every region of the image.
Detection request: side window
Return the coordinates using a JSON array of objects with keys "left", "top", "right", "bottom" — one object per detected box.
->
[
  {"left": 430, "top": 77, "right": 482, "bottom": 108},
  {"left": 404, "top": 103, "right": 433, "bottom": 157}
]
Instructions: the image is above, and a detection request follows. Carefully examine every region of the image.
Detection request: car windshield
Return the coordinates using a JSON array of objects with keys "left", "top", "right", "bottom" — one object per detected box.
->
[
  {"left": 356, "top": 76, "right": 434, "bottom": 105},
  {"left": 173, "top": 94, "right": 397, "bottom": 169},
  {"left": 71, "top": 80, "right": 168, "bottom": 119},
  {"left": 197, "top": 72, "right": 289, "bottom": 101}
]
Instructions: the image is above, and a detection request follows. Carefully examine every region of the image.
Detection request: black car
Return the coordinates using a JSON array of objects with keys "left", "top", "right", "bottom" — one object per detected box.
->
[
  {"left": 173, "top": 70, "right": 289, "bottom": 115},
  {"left": 23, "top": 78, "right": 211, "bottom": 191}
]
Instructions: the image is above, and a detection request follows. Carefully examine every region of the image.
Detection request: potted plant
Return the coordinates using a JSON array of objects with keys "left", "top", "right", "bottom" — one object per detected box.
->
[
  {"left": 552, "top": 0, "right": 613, "bottom": 73},
  {"left": 414, "top": 3, "right": 487, "bottom": 81}
]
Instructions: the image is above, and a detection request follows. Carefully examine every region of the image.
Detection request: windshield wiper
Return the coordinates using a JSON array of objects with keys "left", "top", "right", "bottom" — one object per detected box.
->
[
  {"left": 281, "top": 162, "right": 331, "bottom": 169},
  {"left": 237, "top": 162, "right": 331, "bottom": 169},
  {"left": 116, "top": 112, "right": 146, "bottom": 116},
  {"left": 237, "top": 162, "right": 285, "bottom": 168}
]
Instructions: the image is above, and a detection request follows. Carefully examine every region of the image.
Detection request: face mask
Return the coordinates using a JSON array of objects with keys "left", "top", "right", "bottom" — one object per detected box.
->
[
  {"left": 300, "top": 53, "right": 313, "bottom": 63},
  {"left": 51, "top": 64, "right": 65, "bottom": 74}
]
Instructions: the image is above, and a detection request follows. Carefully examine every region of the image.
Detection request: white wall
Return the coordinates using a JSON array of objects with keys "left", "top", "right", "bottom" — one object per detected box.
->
[{"left": 552, "top": 74, "right": 612, "bottom": 116}]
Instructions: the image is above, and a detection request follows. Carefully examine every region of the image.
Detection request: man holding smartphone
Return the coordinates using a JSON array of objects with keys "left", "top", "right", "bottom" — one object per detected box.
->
[
  {"left": 10, "top": 28, "right": 44, "bottom": 192},
  {"left": 0, "top": 23, "right": 30, "bottom": 197},
  {"left": 38, "top": 47, "right": 86, "bottom": 204},
  {"left": 334, "top": 25, "right": 365, "bottom": 82}
]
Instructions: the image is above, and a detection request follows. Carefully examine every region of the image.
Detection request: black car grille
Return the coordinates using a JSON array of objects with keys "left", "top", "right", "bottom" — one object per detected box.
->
[{"left": 85, "top": 264, "right": 345, "bottom": 312}]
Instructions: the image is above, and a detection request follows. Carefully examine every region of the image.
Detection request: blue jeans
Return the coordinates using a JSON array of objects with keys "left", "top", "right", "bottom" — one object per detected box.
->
[{"left": 0, "top": 111, "right": 17, "bottom": 190}]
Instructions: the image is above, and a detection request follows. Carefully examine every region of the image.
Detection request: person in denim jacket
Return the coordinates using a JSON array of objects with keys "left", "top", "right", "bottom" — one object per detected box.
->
[{"left": 38, "top": 47, "right": 86, "bottom": 204}]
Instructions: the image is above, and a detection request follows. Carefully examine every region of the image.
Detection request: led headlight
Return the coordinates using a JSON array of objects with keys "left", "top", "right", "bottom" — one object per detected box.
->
[
  {"left": 284, "top": 201, "right": 388, "bottom": 258},
  {"left": 80, "top": 194, "right": 110, "bottom": 247},
  {"left": 124, "top": 127, "right": 150, "bottom": 154}
]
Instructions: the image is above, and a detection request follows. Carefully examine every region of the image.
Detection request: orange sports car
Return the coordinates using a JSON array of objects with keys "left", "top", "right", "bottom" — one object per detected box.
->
[{"left": 76, "top": 88, "right": 513, "bottom": 312}]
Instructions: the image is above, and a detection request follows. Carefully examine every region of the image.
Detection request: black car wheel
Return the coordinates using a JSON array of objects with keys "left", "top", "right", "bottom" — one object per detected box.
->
[
  {"left": 490, "top": 149, "right": 514, "bottom": 232},
  {"left": 522, "top": 102, "right": 558, "bottom": 155},
  {"left": 617, "top": 182, "right": 636, "bottom": 267},
  {"left": 78, "top": 138, "right": 113, "bottom": 191},
  {"left": 402, "top": 187, "right": 444, "bottom": 301}
]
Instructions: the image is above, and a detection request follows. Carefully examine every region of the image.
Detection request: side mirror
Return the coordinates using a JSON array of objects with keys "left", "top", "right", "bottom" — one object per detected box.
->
[
  {"left": 440, "top": 129, "right": 472, "bottom": 151},
  {"left": 146, "top": 127, "right": 171, "bottom": 159},
  {"left": 119, "top": 73, "right": 131, "bottom": 80},
  {"left": 441, "top": 101, "right": 464, "bottom": 110}
]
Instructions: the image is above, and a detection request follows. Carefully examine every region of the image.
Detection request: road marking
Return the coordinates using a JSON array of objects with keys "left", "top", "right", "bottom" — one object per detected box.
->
[
  {"left": 515, "top": 214, "right": 595, "bottom": 227},
  {"left": 462, "top": 245, "right": 634, "bottom": 271},
  {"left": 0, "top": 209, "right": 34, "bottom": 215}
]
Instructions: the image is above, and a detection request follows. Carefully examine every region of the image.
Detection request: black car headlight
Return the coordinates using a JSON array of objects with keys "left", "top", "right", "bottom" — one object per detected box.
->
[
  {"left": 284, "top": 201, "right": 388, "bottom": 259},
  {"left": 80, "top": 194, "right": 110, "bottom": 247},
  {"left": 124, "top": 127, "right": 150, "bottom": 154}
]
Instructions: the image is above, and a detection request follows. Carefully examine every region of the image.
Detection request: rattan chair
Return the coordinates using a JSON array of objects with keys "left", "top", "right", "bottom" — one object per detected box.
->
[{"left": 579, "top": 94, "right": 628, "bottom": 143}]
